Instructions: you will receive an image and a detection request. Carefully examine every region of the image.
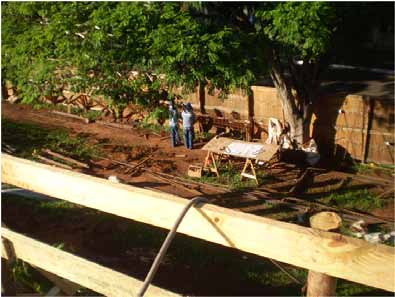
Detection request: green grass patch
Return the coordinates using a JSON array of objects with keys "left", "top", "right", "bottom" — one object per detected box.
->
[
  {"left": 193, "top": 163, "right": 270, "bottom": 191},
  {"left": 11, "top": 259, "right": 53, "bottom": 294},
  {"left": 352, "top": 162, "right": 395, "bottom": 175},
  {"left": 2, "top": 194, "right": 84, "bottom": 219},
  {"left": 243, "top": 264, "right": 307, "bottom": 287},
  {"left": 320, "top": 189, "right": 384, "bottom": 212},
  {"left": 2, "top": 119, "right": 101, "bottom": 161},
  {"left": 195, "top": 131, "right": 214, "bottom": 142},
  {"left": 136, "top": 121, "right": 170, "bottom": 134}
]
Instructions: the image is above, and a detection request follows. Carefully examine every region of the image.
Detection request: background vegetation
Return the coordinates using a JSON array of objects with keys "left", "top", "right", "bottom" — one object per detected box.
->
[{"left": 3, "top": 2, "right": 393, "bottom": 140}]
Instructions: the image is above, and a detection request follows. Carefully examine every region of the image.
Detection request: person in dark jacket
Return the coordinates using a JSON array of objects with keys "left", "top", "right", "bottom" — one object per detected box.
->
[
  {"left": 181, "top": 102, "right": 195, "bottom": 149},
  {"left": 169, "top": 102, "right": 181, "bottom": 147}
]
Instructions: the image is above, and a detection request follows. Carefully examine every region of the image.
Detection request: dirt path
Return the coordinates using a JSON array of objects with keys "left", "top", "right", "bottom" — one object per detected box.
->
[{"left": 2, "top": 102, "right": 210, "bottom": 198}]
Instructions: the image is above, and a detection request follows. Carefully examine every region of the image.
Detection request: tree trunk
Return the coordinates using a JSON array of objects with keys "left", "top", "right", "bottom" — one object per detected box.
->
[
  {"left": 270, "top": 57, "right": 304, "bottom": 145},
  {"left": 198, "top": 81, "right": 206, "bottom": 114},
  {"left": 269, "top": 51, "right": 316, "bottom": 145},
  {"left": 278, "top": 97, "right": 313, "bottom": 145},
  {"left": 247, "top": 92, "right": 254, "bottom": 141}
]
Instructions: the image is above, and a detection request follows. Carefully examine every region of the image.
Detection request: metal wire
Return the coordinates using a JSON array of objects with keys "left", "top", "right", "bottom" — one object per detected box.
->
[
  {"left": 136, "top": 196, "right": 207, "bottom": 297},
  {"left": 269, "top": 258, "right": 302, "bottom": 284}
]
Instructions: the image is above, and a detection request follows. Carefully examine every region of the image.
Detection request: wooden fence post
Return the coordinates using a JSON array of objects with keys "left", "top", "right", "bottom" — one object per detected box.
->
[
  {"left": 307, "top": 212, "right": 342, "bottom": 297},
  {"left": 1, "top": 223, "right": 17, "bottom": 296}
]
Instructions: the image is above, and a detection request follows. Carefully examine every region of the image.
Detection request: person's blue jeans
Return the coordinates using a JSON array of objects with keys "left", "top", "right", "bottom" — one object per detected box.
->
[
  {"left": 170, "top": 126, "right": 181, "bottom": 147},
  {"left": 184, "top": 127, "right": 194, "bottom": 149}
]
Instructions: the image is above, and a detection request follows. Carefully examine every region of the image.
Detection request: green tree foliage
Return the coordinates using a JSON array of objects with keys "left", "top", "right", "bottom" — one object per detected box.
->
[
  {"left": 171, "top": 2, "right": 337, "bottom": 142},
  {"left": 2, "top": 2, "right": 392, "bottom": 138},
  {"left": 258, "top": 2, "right": 335, "bottom": 59},
  {"left": 149, "top": 3, "right": 260, "bottom": 96},
  {"left": 2, "top": 2, "right": 164, "bottom": 118},
  {"left": 2, "top": 2, "right": 260, "bottom": 116},
  {"left": 255, "top": 2, "right": 393, "bottom": 144},
  {"left": 2, "top": 2, "right": 264, "bottom": 115},
  {"left": 254, "top": 2, "right": 338, "bottom": 143},
  {"left": 2, "top": 2, "right": 65, "bottom": 103}
]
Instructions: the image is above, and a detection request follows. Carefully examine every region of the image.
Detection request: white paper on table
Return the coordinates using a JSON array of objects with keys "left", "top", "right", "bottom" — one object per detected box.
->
[{"left": 224, "top": 142, "right": 264, "bottom": 158}]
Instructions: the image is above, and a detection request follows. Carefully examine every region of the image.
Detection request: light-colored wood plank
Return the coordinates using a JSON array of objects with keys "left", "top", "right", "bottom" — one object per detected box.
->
[
  {"left": 1, "top": 227, "right": 179, "bottom": 297},
  {"left": 2, "top": 154, "right": 394, "bottom": 292}
]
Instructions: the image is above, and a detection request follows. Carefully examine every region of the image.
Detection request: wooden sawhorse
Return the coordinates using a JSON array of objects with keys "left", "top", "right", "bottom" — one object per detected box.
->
[
  {"left": 240, "top": 158, "right": 259, "bottom": 185},
  {"left": 203, "top": 151, "right": 220, "bottom": 177}
]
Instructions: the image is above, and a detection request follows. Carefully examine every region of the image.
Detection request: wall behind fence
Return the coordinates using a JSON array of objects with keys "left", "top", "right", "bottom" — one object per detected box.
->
[{"left": 184, "top": 86, "right": 394, "bottom": 164}]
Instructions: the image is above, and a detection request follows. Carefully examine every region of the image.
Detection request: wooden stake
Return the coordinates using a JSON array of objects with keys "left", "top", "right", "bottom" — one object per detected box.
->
[
  {"left": 307, "top": 212, "right": 342, "bottom": 297},
  {"left": 1, "top": 237, "right": 16, "bottom": 296}
]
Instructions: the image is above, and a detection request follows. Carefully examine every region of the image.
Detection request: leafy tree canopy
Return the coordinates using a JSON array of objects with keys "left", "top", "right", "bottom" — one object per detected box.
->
[
  {"left": 2, "top": 2, "right": 263, "bottom": 108},
  {"left": 2, "top": 2, "right": 392, "bottom": 133},
  {"left": 256, "top": 2, "right": 336, "bottom": 60}
]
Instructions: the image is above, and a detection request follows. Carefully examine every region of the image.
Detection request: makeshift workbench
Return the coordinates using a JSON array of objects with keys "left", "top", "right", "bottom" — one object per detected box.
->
[{"left": 201, "top": 137, "right": 279, "bottom": 184}]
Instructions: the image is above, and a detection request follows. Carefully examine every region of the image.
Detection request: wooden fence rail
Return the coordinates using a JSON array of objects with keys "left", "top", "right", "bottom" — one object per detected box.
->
[
  {"left": 1, "top": 228, "right": 179, "bottom": 297},
  {"left": 1, "top": 154, "right": 394, "bottom": 292}
]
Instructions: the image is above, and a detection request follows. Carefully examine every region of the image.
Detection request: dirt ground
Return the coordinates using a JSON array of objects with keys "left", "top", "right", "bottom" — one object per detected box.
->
[
  {"left": 1, "top": 102, "right": 394, "bottom": 296},
  {"left": 2, "top": 102, "right": 393, "bottom": 214}
]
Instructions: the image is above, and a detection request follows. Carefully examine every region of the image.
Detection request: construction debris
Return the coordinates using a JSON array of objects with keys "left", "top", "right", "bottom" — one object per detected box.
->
[
  {"left": 363, "top": 232, "right": 395, "bottom": 244},
  {"left": 34, "top": 154, "right": 73, "bottom": 170},
  {"left": 2, "top": 143, "right": 16, "bottom": 154},
  {"left": 350, "top": 219, "right": 395, "bottom": 244},
  {"left": 288, "top": 169, "right": 315, "bottom": 195},
  {"left": 301, "top": 138, "right": 320, "bottom": 166},
  {"left": 108, "top": 175, "right": 121, "bottom": 183},
  {"left": 265, "top": 118, "right": 283, "bottom": 145},
  {"left": 187, "top": 165, "right": 203, "bottom": 178},
  {"left": 43, "top": 149, "right": 90, "bottom": 169},
  {"left": 124, "top": 156, "right": 151, "bottom": 175},
  {"left": 350, "top": 219, "right": 368, "bottom": 235}
]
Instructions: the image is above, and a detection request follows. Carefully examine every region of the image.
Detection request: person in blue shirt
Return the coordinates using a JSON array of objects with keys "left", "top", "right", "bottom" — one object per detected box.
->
[
  {"left": 181, "top": 102, "right": 195, "bottom": 149},
  {"left": 169, "top": 102, "right": 181, "bottom": 147}
]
